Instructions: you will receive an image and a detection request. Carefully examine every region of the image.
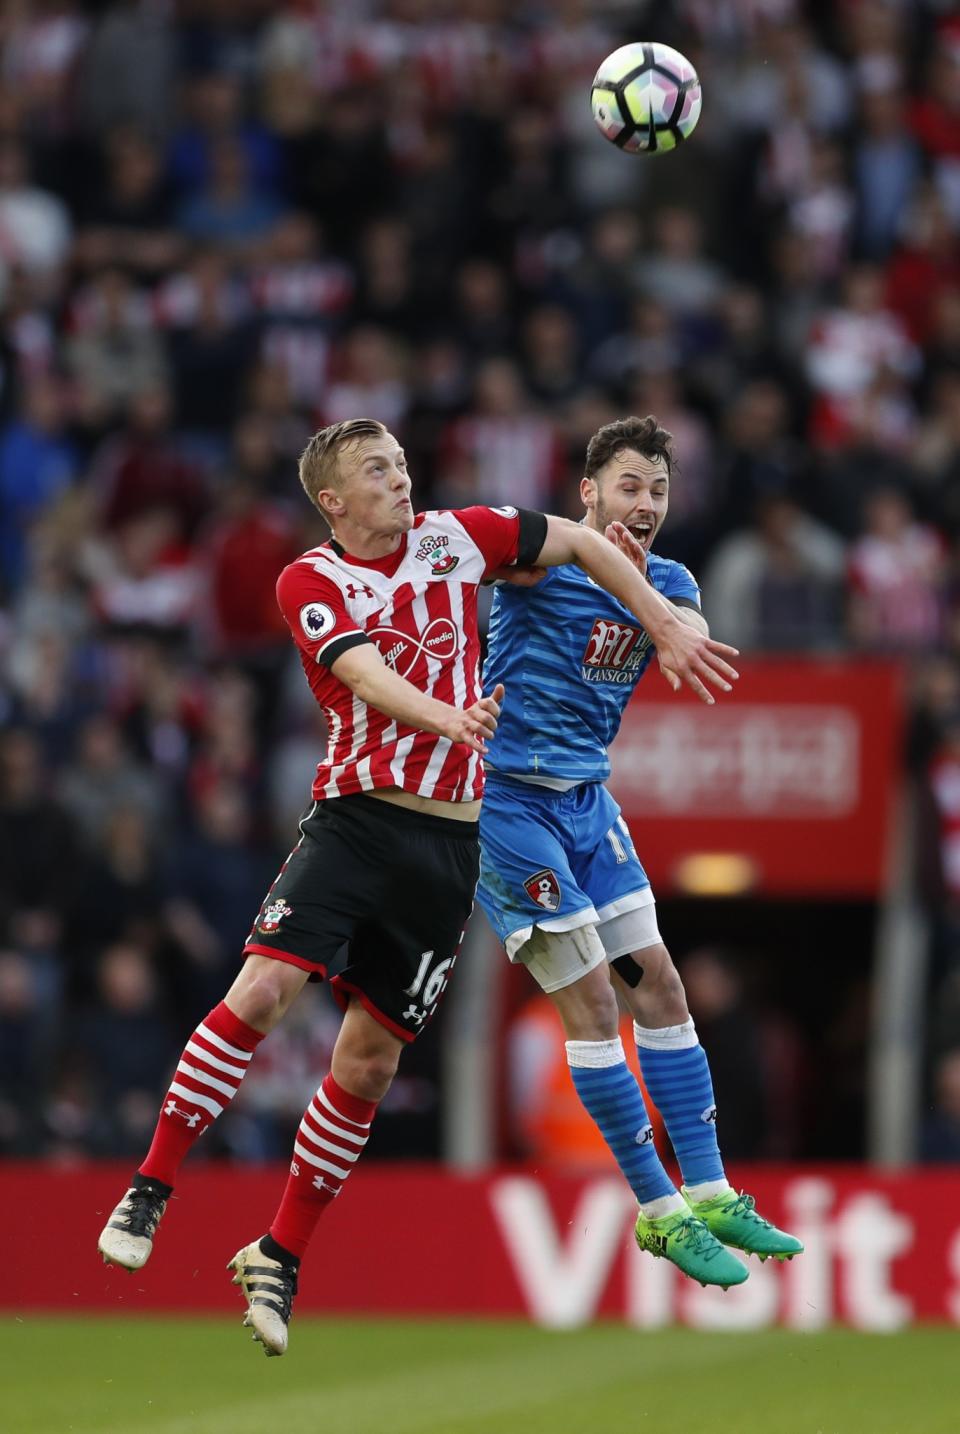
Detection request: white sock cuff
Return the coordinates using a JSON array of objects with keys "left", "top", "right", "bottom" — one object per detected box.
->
[
  {"left": 565, "top": 1037, "right": 626, "bottom": 1069},
  {"left": 633, "top": 1018, "right": 698, "bottom": 1051}
]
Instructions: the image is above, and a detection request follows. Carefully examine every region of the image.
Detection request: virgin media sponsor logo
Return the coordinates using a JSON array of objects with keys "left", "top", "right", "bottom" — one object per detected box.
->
[{"left": 370, "top": 617, "right": 460, "bottom": 679}]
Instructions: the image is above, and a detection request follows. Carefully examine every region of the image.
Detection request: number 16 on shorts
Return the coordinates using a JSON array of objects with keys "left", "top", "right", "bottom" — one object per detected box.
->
[{"left": 402, "top": 949, "right": 454, "bottom": 1028}]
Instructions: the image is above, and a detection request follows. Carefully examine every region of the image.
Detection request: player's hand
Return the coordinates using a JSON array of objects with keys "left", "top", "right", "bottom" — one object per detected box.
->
[
  {"left": 442, "top": 682, "right": 505, "bottom": 753},
  {"left": 656, "top": 620, "right": 739, "bottom": 705},
  {"left": 486, "top": 564, "right": 547, "bottom": 587},
  {"left": 658, "top": 655, "right": 682, "bottom": 693},
  {"left": 604, "top": 520, "right": 647, "bottom": 577}
]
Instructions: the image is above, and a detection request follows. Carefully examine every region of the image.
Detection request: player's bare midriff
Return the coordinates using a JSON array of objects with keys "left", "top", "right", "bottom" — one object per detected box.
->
[{"left": 368, "top": 788, "right": 481, "bottom": 822}]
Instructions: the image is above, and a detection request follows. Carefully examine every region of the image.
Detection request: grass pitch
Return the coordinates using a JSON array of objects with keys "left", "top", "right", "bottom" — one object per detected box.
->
[{"left": 1, "top": 1316, "right": 954, "bottom": 1434}]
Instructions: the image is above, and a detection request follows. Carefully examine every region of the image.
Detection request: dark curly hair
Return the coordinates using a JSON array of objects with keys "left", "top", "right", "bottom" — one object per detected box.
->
[{"left": 584, "top": 415, "right": 675, "bottom": 481}]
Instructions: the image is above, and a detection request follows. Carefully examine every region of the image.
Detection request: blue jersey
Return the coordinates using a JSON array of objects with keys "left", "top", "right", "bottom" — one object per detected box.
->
[{"left": 483, "top": 551, "right": 700, "bottom": 783}]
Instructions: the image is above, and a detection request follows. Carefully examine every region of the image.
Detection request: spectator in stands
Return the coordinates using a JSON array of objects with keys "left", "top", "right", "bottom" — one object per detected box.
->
[
  {"left": 0, "top": 374, "right": 77, "bottom": 591},
  {"left": 847, "top": 488, "right": 947, "bottom": 652},
  {"left": 90, "top": 506, "right": 200, "bottom": 636},
  {"left": 852, "top": 71, "right": 923, "bottom": 261},
  {"left": 0, "top": 137, "right": 72, "bottom": 304},
  {"left": 169, "top": 69, "right": 282, "bottom": 203},
  {"left": 353, "top": 219, "right": 419, "bottom": 335},
  {"left": 0, "top": 946, "right": 56, "bottom": 1154},
  {"left": 678, "top": 949, "right": 771, "bottom": 1160},
  {"left": 71, "top": 941, "right": 175, "bottom": 1156},
  {"left": 437, "top": 357, "right": 562, "bottom": 510},
  {"left": 201, "top": 469, "right": 299, "bottom": 664},
  {"left": 450, "top": 258, "right": 516, "bottom": 360},
  {"left": 66, "top": 270, "right": 169, "bottom": 429},
  {"left": 920, "top": 1048, "right": 960, "bottom": 1162},
  {"left": 909, "top": 20, "right": 960, "bottom": 222},
  {"left": 520, "top": 304, "right": 582, "bottom": 411},
  {"left": 639, "top": 205, "right": 724, "bottom": 320},
  {"left": 114, "top": 638, "right": 201, "bottom": 782},
  {"left": 74, "top": 126, "right": 182, "bottom": 281},
  {"left": 177, "top": 137, "right": 287, "bottom": 255},
  {"left": 70, "top": 806, "right": 164, "bottom": 971},
  {"left": 588, "top": 296, "right": 682, "bottom": 395},
  {"left": 0, "top": 727, "right": 78, "bottom": 959},
  {"left": 164, "top": 249, "right": 257, "bottom": 443},
  {"left": 59, "top": 713, "right": 167, "bottom": 851},
  {"left": 702, "top": 493, "right": 846, "bottom": 651},
  {"left": 75, "top": 1, "right": 175, "bottom": 139},
  {"left": 885, "top": 185, "right": 960, "bottom": 346},
  {"left": 555, "top": 207, "right": 644, "bottom": 353},
  {"left": 805, "top": 263, "right": 920, "bottom": 452},
  {"left": 320, "top": 325, "right": 410, "bottom": 433},
  {"left": 89, "top": 385, "right": 207, "bottom": 538},
  {"left": 163, "top": 779, "right": 274, "bottom": 1020}
]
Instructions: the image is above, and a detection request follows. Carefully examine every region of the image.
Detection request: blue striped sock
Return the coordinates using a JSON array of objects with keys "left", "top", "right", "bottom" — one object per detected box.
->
[
  {"left": 634, "top": 1020, "right": 726, "bottom": 1187},
  {"left": 566, "top": 1038, "right": 676, "bottom": 1205}
]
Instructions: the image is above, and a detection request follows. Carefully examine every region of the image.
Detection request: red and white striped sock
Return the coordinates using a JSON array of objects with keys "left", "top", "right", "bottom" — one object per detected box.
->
[
  {"left": 269, "top": 1073, "right": 376, "bottom": 1260},
  {"left": 139, "top": 1001, "right": 264, "bottom": 1188}
]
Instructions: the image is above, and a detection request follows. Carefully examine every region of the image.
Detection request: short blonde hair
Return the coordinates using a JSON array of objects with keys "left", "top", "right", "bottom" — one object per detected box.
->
[{"left": 298, "top": 419, "right": 387, "bottom": 511}]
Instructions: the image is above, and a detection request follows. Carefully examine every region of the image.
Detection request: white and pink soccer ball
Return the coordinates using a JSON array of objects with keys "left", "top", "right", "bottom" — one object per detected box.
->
[{"left": 591, "top": 42, "right": 702, "bottom": 155}]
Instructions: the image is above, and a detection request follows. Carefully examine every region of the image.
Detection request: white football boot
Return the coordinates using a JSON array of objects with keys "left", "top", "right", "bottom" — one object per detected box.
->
[
  {"left": 98, "top": 1184, "right": 168, "bottom": 1271},
  {"left": 228, "top": 1240, "right": 299, "bottom": 1357}
]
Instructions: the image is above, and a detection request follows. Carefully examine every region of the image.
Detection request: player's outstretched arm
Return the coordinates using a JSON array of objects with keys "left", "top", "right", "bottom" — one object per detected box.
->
[
  {"left": 604, "top": 520, "right": 706, "bottom": 692},
  {"left": 535, "top": 515, "right": 739, "bottom": 704},
  {"left": 330, "top": 643, "right": 504, "bottom": 754},
  {"left": 604, "top": 521, "right": 708, "bottom": 634}
]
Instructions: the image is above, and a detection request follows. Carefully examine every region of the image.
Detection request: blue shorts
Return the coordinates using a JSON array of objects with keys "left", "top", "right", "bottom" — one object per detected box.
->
[{"left": 477, "top": 774, "right": 654, "bottom": 961}]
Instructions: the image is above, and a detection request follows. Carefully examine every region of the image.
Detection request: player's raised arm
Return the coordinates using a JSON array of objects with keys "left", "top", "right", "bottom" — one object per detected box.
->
[
  {"left": 331, "top": 643, "right": 504, "bottom": 755},
  {"left": 534, "top": 514, "right": 739, "bottom": 704}
]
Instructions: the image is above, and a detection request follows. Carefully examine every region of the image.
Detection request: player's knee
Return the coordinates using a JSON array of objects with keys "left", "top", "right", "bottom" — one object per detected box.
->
[
  {"left": 230, "top": 962, "right": 300, "bottom": 1032},
  {"left": 657, "top": 965, "right": 689, "bottom": 1023},
  {"left": 337, "top": 1046, "right": 400, "bottom": 1102},
  {"left": 631, "top": 959, "right": 689, "bottom": 1026},
  {"left": 553, "top": 965, "right": 620, "bottom": 1042}
]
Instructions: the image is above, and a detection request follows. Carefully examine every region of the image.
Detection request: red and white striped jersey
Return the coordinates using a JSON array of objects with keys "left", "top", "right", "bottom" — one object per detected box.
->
[{"left": 276, "top": 505, "right": 542, "bottom": 804}]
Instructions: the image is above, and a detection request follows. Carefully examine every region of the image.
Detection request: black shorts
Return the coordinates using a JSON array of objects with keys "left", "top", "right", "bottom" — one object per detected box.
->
[{"left": 243, "top": 795, "right": 480, "bottom": 1042}]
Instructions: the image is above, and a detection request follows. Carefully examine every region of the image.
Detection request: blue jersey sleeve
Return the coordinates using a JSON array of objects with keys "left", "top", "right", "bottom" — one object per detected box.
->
[{"left": 654, "top": 559, "right": 700, "bottom": 609}]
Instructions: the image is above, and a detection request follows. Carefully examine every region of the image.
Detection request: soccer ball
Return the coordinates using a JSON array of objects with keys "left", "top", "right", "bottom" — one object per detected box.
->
[{"left": 591, "top": 42, "right": 702, "bottom": 155}]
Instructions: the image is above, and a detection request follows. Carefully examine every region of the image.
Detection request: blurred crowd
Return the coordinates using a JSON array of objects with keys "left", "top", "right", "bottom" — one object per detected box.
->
[{"left": 1, "top": 0, "right": 960, "bottom": 1164}]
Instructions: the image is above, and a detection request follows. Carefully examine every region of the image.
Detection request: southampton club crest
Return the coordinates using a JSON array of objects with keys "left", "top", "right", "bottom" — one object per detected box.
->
[
  {"left": 415, "top": 532, "right": 459, "bottom": 576},
  {"left": 523, "top": 868, "right": 561, "bottom": 912},
  {"left": 257, "top": 898, "right": 293, "bottom": 934}
]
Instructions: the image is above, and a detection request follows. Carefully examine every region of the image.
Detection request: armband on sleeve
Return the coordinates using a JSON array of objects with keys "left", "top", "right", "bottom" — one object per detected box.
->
[
  {"left": 516, "top": 509, "right": 549, "bottom": 568},
  {"left": 316, "top": 632, "right": 372, "bottom": 669}
]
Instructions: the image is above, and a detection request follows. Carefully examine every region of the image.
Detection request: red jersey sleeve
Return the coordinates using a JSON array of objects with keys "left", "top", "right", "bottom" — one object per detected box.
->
[
  {"left": 276, "top": 560, "right": 370, "bottom": 668},
  {"left": 452, "top": 506, "right": 548, "bottom": 577}
]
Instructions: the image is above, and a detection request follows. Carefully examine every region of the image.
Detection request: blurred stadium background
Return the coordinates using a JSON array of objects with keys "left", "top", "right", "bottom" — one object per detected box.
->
[{"left": 2, "top": 0, "right": 960, "bottom": 1429}]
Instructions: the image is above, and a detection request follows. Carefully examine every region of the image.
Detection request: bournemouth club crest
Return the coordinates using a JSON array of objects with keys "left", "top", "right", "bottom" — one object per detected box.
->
[
  {"left": 524, "top": 869, "right": 561, "bottom": 912},
  {"left": 258, "top": 898, "right": 292, "bottom": 934}
]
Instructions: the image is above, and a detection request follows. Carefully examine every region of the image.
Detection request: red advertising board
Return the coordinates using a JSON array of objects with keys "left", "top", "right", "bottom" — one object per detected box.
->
[
  {"left": 4, "top": 1163, "right": 959, "bottom": 1330},
  {"left": 610, "top": 658, "right": 905, "bottom": 897}
]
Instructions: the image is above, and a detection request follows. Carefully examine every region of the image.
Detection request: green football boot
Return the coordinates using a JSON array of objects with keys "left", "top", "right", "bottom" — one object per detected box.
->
[
  {"left": 682, "top": 1187, "right": 804, "bottom": 1262},
  {"left": 634, "top": 1208, "right": 749, "bottom": 1288}
]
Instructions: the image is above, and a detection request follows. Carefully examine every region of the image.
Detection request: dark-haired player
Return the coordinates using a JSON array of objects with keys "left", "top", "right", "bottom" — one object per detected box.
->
[
  {"left": 478, "top": 416, "right": 803, "bottom": 1288},
  {"left": 98, "top": 418, "right": 740, "bottom": 1354}
]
